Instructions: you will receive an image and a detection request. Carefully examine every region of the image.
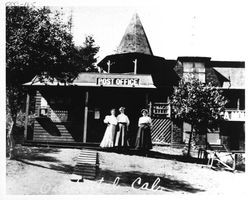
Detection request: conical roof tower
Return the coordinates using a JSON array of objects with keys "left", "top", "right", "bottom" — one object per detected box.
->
[
  {"left": 98, "top": 12, "right": 179, "bottom": 85},
  {"left": 116, "top": 13, "right": 153, "bottom": 55}
]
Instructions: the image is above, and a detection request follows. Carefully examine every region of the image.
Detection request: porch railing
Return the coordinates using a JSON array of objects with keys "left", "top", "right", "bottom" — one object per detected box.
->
[{"left": 224, "top": 109, "right": 245, "bottom": 121}]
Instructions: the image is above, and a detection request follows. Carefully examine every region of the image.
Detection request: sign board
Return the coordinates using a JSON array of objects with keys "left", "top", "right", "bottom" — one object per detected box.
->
[
  {"left": 39, "top": 107, "right": 48, "bottom": 117},
  {"left": 50, "top": 110, "right": 68, "bottom": 122},
  {"left": 97, "top": 77, "right": 140, "bottom": 87},
  {"left": 224, "top": 110, "right": 245, "bottom": 121},
  {"left": 152, "top": 103, "right": 171, "bottom": 118},
  {"left": 94, "top": 110, "right": 100, "bottom": 119}
]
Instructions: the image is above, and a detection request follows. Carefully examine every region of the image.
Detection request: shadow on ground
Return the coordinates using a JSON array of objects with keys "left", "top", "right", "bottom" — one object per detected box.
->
[
  {"left": 9, "top": 146, "right": 74, "bottom": 174},
  {"left": 14, "top": 159, "right": 74, "bottom": 174},
  {"left": 99, "top": 148, "right": 208, "bottom": 165},
  {"left": 12, "top": 147, "right": 61, "bottom": 162},
  {"left": 8, "top": 146, "right": 206, "bottom": 193},
  {"left": 96, "top": 168, "right": 205, "bottom": 193}
]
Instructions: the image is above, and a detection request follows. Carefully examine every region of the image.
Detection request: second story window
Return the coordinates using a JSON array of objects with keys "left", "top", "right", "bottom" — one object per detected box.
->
[{"left": 183, "top": 62, "right": 205, "bottom": 83}]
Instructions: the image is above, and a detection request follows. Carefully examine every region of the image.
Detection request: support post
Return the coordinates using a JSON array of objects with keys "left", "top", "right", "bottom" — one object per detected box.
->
[
  {"left": 171, "top": 121, "right": 174, "bottom": 145},
  {"left": 107, "top": 60, "right": 111, "bottom": 73},
  {"left": 232, "top": 153, "right": 236, "bottom": 170},
  {"left": 24, "top": 93, "right": 30, "bottom": 141},
  {"left": 133, "top": 59, "right": 137, "bottom": 74},
  {"left": 148, "top": 101, "right": 152, "bottom": 116},
  {"left": 83, "top": 91, "right": 89, "bottom": 143},
  {"left": 237, "top": 98, "right": 240, "bottom": 110}
]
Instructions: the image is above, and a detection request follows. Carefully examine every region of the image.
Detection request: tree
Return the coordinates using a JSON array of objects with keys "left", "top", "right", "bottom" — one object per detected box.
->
[
  {"left": 170, "top": 77, "right": 228, "bottom": 156},
  {"left": 7, "top": 6, "right": 71, "bottom": 118},
  {"left": 75, "top": 36, "right": 100, "bottom": 72},
  {"left": 6, "top": 6, "right": 99, "bottom": 158}
]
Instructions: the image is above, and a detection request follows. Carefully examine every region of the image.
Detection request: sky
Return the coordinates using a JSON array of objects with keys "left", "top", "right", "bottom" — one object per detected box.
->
[
  {"left": 44, "top": 0, "right": 249, "bottom": 62},
  {"left": 2, "top": 0, "right": 249, "bottom": 63}
]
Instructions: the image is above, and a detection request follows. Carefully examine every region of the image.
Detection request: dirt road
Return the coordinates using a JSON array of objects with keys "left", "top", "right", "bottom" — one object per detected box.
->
[{"left": 6, "top": 146, "right": 247, "bottom": 195}]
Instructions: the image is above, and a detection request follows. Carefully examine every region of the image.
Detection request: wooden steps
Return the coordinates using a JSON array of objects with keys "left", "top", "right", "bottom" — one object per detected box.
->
[{"left": 72, "top": 149, "right": 99, "bottom": 180}]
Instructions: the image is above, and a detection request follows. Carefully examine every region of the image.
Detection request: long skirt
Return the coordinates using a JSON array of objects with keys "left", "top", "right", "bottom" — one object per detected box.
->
[
  {"left": 100, "top": 124, "right": 116, "bottom": 148},
  {"left": 135, "top": 124, "right": 152, "bottom": 150},
  {"left": 114, "top": 123, "right": 129, "bottom": 147}
]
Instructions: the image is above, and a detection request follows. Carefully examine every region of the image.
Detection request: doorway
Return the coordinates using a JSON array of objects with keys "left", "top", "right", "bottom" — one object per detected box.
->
[
  {"left": 221, "top": 121, "right": 244, "bottom": 150},
  {"left": 86, "top": 88, "right": 149, "bottom": 145}
]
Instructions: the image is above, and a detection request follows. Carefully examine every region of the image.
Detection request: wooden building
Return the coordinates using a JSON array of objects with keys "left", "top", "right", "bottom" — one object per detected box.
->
[
  {"left": 23, "top": 14, "right": 245, "bottom": 150},
  {"left": 23, "top": 13, "right": 179, "bottom": 147},
  {"left": 174, "top": 57, "right": 245, "bottom": 150}
]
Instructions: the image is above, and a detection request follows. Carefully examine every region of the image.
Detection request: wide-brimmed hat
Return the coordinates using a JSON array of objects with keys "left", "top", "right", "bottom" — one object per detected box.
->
[
  {"left": 141, "top": 109, "right": 148, "bottom": 114},
  {"left": 119, "top": 107, "right": 125, "bottom": 111}
]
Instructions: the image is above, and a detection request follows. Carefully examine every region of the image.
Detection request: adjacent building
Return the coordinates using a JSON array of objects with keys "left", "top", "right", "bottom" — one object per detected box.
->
[{"left": 174, "top": 57, "right": 245, "bottom": 150}]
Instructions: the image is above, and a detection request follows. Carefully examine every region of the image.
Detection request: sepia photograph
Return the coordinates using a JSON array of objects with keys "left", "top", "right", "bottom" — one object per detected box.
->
[{"left": 3, "top": 0, "right": 249, "bottom": 197}]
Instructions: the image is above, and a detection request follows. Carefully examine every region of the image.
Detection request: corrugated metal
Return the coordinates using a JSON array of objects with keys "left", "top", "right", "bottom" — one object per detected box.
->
[{"left": 151, "top": 118, "right": 172, "bottom": 144}]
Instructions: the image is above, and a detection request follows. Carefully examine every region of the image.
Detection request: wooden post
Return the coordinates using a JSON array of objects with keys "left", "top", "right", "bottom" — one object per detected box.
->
[
  {"left": 24, "top": 93, "right": 30, "bottom": 141},
  {"left": 107, "top": 60, "right": 111, "bottom": 73},
  {"left": 187, "top": 124, "right": 194, "bottom": 156},
  {"left": 145, "top": 93, "right": 149, "bottom": 106},
  {"left": 171, "top": 121, "right": 174, "bottom": 145},
  {"left": 133, "top": 59, "right": 137, "bottom": 74},
  {"left": 232, "top": 153, "right": 236, "bottom": 170},
  {"left": 148, "top": 101, "right": 152, "bottom": 116},
  {"left": 83, "top": 91, "right": 89, "bottom": 143},
  {"left": 237, "top": 98, "right": 240, "bottom": 110}
]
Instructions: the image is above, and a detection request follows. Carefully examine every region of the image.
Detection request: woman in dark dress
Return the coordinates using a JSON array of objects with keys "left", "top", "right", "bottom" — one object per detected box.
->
[{"left": 135, "top": 109, "right": 152, "bottom": 150}]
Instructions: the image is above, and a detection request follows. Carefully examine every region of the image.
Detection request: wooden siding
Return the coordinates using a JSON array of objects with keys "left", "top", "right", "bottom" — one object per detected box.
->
[
  {"left": 33, "top": 120, "right": 75, "bottom": 142},
  {"left": 31, "top": 90, "right": 83, "bottom": 143}
]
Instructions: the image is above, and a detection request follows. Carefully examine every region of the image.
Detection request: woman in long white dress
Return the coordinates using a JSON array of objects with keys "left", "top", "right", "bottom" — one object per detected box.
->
[{"left": 100, "top": 109, "right": 118, "bottom": 148}]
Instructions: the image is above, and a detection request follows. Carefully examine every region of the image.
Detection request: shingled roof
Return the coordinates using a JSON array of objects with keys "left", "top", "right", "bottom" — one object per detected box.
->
[{"left": 116, "top": 13, "right": 153, "bottom": 55}]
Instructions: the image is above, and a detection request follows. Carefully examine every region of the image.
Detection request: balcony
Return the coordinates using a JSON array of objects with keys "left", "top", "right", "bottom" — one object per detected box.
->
[{"left": 224, "top": 109, "right": 245, "bottom": 121}]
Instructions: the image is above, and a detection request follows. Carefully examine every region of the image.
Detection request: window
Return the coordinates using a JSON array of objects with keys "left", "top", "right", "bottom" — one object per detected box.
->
[{"left": 183, "top": 62, "right": 205, "bottom": 83}]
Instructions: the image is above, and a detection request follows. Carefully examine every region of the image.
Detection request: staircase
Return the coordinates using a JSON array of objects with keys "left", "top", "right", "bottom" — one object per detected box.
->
[{"left": 71, "top": 149, "right": 99, "bottom": 181}]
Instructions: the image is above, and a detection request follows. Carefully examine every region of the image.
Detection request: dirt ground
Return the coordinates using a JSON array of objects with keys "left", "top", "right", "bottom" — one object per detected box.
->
[{"left": 6, "top": 145, "right": 247, "bottom": 195}]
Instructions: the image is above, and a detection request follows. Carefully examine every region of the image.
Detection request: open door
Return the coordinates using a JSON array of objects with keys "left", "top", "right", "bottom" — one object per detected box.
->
[{"left": 86, "top": 88, "right": 148, "bottom": 145}]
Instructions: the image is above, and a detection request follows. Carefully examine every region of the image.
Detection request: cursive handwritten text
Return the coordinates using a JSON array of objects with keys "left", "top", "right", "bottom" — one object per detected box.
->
[{"left": 98, "top": 176, "right": 162, "bottom": 191}]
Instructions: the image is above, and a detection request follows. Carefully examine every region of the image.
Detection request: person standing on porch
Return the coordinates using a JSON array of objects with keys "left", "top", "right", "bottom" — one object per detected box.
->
[
  {"left": 115, "top": 107, "right": 130, "bottom": 148},
  {"left": 135, "top": 109, "right": 152, "bottom": 151},
  {"left": 100, "top": 109, "right": 118, "bottom": 148}
]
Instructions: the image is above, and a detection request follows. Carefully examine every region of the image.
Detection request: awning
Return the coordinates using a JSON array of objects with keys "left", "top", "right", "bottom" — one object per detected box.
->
[{"left": 23, "top": 72, "right": 156, "bottom": 89}]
